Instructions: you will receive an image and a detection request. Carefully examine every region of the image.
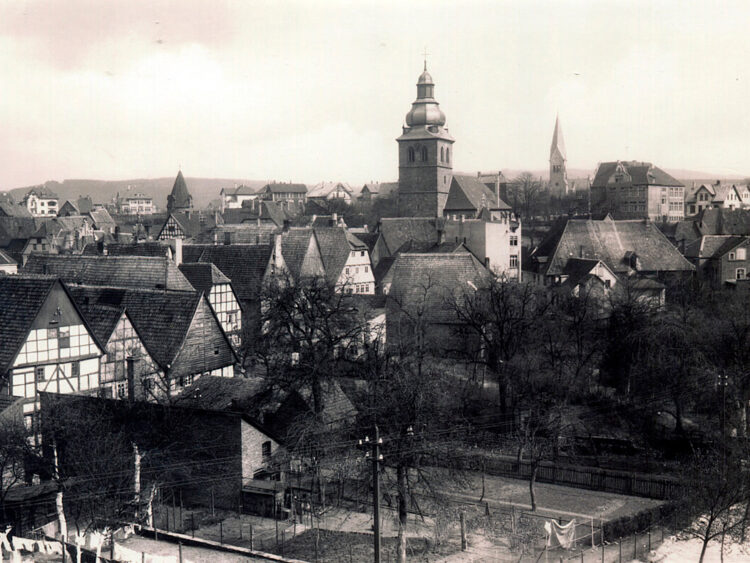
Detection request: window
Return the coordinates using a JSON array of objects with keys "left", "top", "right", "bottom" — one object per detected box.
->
[
  {"left": 407, "top": 147, "right": 415, "bottom": 163},
  {"left": 361, "top": 251, "right": 365, "bottom": 257},
  {"left": 35, "top": 366, "right": 45, "bottom": 382},
  {"left": 737, "top": 268, "right": 746, "bottom": 280},
  {"left": 421, "top": 147, "right": 428, "bottom": 162},
  {"left": 446, "top": 148, "right": 450, "bottom": 163},
  {"left": 59, "top": 327, "right": 70, "bottom": 349},
  {"left": 71, "top": 361, "right": 79, "bottom": 377},
  {"left": 365, "top": 266, "right": 369, "bottom": 273},
  {"left": 509, "top": 255, "right": 519, "bottom": 268},
  {"left": 345, "top": 267, "right": 350, "bottom": 275},
  {"left": 262, "top": 441, "right": 272, "bottom": 460},
  {"left": 737, "top": 248, "right": 747, "bottom": 261},
  {"left": 604, "top": 280, "right": 611, "bottom": 289},
  {"left": 440, "top": 147, "right": 444, "bottom": 162},
  {"left": 730, "top": 252, "right": 736, "bottom": 261},
  {"left": 116, "top": 381, "right": 127, "bottom": 398},
  {"left": 510, "top": 236, "right": 518, "bottom": 247}
]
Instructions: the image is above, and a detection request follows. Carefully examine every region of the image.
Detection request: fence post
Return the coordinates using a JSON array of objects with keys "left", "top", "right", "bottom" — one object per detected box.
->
[
  {"left": 178, "top": 542, "right": 183, "bottom": 563},
  {"left": 633, "top": 531, "right": 637, "bottom": 560},
  {"left": 250, "top": 525, "right": 254, "bottom": 550},
  {"left": 191, "top": 514, "right": 195, "bottom": 538},
  {"left": 648, "top": 529, "right": 651, "bottom": 552},
  {"left": 618, "top": 538, "right": 621, "bottom": 562},
  {"left": 591, "top": 518, "right": 595, "bottom": 549},
  {"left": 220, "top": 521, "right": 223, "bottom": 545},
  {"left": 460, "top": 512, "right": 467, "bottom": 551}
]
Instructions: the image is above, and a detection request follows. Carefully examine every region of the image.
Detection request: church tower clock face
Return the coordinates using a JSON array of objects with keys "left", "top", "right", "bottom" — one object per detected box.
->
[{"left": 396, "top": 60, "right": 455, "bottom": 218}]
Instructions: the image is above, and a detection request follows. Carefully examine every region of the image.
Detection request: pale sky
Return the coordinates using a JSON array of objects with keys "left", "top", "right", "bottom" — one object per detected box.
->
[{"left": 1, "top": 0, "right": 750, "bottom": 188}]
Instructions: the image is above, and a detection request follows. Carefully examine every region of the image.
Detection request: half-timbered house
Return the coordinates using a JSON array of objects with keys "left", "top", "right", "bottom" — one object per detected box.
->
[
  {"left": 0, "top": 276, "right": 104, "bottom": 437},
  {"left": 178, "top": 262, "right": 243, "bottom": 349}
]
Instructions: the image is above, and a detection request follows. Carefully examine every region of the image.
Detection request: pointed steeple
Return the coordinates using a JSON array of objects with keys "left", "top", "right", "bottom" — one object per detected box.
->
[
  {"left": 167, "top": 170, "right": 193, "bottom": 213},
  {"left": 550, "top": 114, "right": 566, "bottom": 160}
]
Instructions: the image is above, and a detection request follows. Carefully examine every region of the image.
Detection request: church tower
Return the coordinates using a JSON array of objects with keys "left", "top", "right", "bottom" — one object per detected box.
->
[
  {"left": 397, "top": 62, "right": 454, "bottom": 217},
  {"left": 549, "top": 115, "right": 569, "bottom": 198},
  {"left": 167, "top": 170, "right": 193, "bottom": 213}
]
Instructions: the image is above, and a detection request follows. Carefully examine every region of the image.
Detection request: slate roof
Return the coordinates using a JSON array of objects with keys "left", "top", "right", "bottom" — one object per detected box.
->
[
  {"left": 0, "top": 275, "right": 59, "bottom": 373},
  {"left": 354, "top": 232, "right": 380, "bottom": 253},
  {"left": 538, "top": 218, "right": 695, "bottom": 275},
  {"left": 308, "top": 182, "right": 352, "bottom": 199},
  {"left": 261, "top": 183, "right": 307, "bottom": 194},
  {"left": 561, "top": 258, "right": 608, "bottom": 287},
  {"left": 183, "top": 244, "right": 273, "bottom": 301},
  {"left": 0, "top": 249, "right": 17, "bottom": 266},
  {"left": 165, "top": 211, "right": 218, "bottom": 239},
  {"left": 314, "top": 227, "right": 367, "bottom": 285},
  {"left": 76, "top": 196, "right": 94, "bottom": 214},
  {"left": 377, "top": 182, "right": 399, "bottom": 197},
  {"left": 279, "top": 229, "right": 316, "bottom": 279},
  {"left": 88, "top": 209, "right": 116, "bottom": 230},
  {"left": 696, "top": 208, "right": 750, "bottom": 236},
  {"left": 684, "top": 235, "right": 747, "bottom": 260},
  {"left": 67, "top": 290, "right": 126, "bottom": 345},
  {"left": 444, "top": 175, "right": 510, "bottom": 213},
  {"left": 168, "top": 171, "right": 192, "bottom": 210},
  {"left": 377, "top": 217, "right": 442, "bottom": 256},
  {"left": 82, "top": 242, "right": 172, "bottom": 258},
  {"left": 193, "top": 223, "right": 280, "bottom": 245},
  {"left": 386, "top": 253, "right": 491, "bottom": 324},
  {"left": 176, "top": 375, "right": 271, "bottom": 412},
  {"left": 673, "top": 220, "right": 702, "bottom": 246},
  {"left": 226, "top": 185, "right": 257, "bottom": 196},
  {"left": 0, "top": 202, "right": 33, "bottom": 218},
  {"left": 591, "top": 161, "right": 683, "bottom": 188},
  {"left": 0, "top": 217, "right": 43, "bottom": 245},
  {"left": 178, "top": 262, "right": 231, "bottom": 293},
  {"left": 25, "top": 186, "right": 58, "bottom": 198},
  {"left": 68, "top": 285, "right": 232, "bottom": 370},
  {"left": 22, "top": 255, "right": 195, "bottom": 291}
]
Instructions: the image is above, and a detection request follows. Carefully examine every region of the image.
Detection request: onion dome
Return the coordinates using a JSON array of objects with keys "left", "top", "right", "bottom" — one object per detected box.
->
[{"left": 405, "top": 64, "right": 446, "bottom": 127}]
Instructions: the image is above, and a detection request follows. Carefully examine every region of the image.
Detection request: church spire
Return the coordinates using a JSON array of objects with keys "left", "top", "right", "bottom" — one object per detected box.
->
[{"left": 550, "top": 114, "right": 566, "bottom": 160}]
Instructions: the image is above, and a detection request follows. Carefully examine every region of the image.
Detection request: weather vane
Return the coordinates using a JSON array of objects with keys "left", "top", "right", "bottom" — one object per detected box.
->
[{"left": 422, "top": 47, "right": 430, "bottom": 70}]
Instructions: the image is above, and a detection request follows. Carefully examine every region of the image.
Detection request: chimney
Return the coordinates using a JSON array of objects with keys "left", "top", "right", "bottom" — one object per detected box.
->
[
  {"left": 224, "top": 231, "right": 231, "bottom": 245},
  {"left": 213, "top": 231, "right": 219, "bottom": 246},
  {"left": 283, "top": 219, "right": 290, "bottom": 232},
  {"left": 126, "top": 357, "right": 136, "bottom": 403},
  {"left": 174, "top": 238, "right": 183, "bottom": 265},
  {"left": 332, "top": 212, "right": 338, "bottom": 224}
]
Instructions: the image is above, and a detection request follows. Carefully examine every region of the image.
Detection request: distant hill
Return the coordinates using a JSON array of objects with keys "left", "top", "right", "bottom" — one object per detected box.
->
[{"left": 3, "top": 177, "right": 270, "bottom": 209}]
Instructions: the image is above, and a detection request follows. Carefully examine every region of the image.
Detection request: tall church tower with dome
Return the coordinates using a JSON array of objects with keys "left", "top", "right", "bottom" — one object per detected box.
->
[{"left": 397, "top": 62, "right": 455, "bottom": 217}]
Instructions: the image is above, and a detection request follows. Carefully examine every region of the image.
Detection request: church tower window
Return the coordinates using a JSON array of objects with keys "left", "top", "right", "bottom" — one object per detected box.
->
[
  {"left": 446, "top": 148, "right": 450, "bottom": 164},
  {"left": 408, "top": 147, "right": 415, "bottom": 163},
  {"left": 421, "top": 147, "right": 428, "bottom": 162},
  {"left": 440, "top": 147, "right": 444, "bottom": 162}
]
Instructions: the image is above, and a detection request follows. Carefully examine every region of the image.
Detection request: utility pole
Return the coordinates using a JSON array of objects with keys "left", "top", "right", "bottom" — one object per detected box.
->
[
  {"left": 358, "top": 426, "right": 383, "bottom": 563},
  {"left": 719, "top": 373, "right": 729, "bottom": 474}
]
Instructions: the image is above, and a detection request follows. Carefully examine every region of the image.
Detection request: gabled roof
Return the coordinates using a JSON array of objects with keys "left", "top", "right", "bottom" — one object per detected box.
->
[
  {"left": 194, "top": 223, "right": 280, "bottom": 245},
  {"left": 88, "top": 209, "right": 116, "bottom": 230},
  {"left": 561, "top": 258, "right": 617, "bottom": 287},
  {"left": 536, "top": 217, "right": 695, "bottom": 275},
  {"left": 227, "top": 185, "right": 257, "bottom": 196},
  {"left": 261, "top": 183, "right": 307, "bottom": 194},
  {"left": 22, "top": 255, "right": 195, "bottom": 291},
  {"left": 68, "top": 285, "right": 233, "bottom": 370},
  {"left": 591, "top": 161, "right": 683, "bottom": 188},
  {"left": 0, "top": 275, "right": 58, "bottom": 373},
  {"left": 377, "top": 217, "right": 442, "bottom": 256},
  {"left": 163, "top": 211, "right": 218, "bottom": 239},
  {"left": 684, "top": 235, "right": 747, "bottom": 260},
  {"left": 0, "top": 202, "right": 33, "bottom": 218},
  {"left": 178, "top": 262, "right": 231, "bottom": 293},
  {"left": 308, "top": 181, "right": 352, "bottom": 199},
  {"left": 67, "top": 291, "right": 128, "bottom": 345},
  {"left": 58, "top": 200, "right": 79, "bottom": 215},
  {"left": 0, "top": 249, "right": 17, "bottom": 266},
  {"left": 76, "top": 196, "right": 94, "bottom": 214},
  {"left": 183, "top": 244, "right": 274, "bottom": 301},
  {"left": 353, "top": 232, "right": 380, "bottom": 253},
  {"left": 387, "top": 253, "right": 491, "bottom": 324},
  {"left": 0, "top": 217, "right": 44, "bottom": 245},
  {"left": 696, "top": 208, "right": 750, "bottom": 236},
  {"left": 82, "top": 242, "right": 172, "bottom": 258},
  {"left": 444, "top": 175, "right": 510, "bottom": 213},
  {"left": 0, "top": 276, "right": 104, "bottom": 374},
  {"left": 25, "top": 186, "right": 58, "bottom": 199},
  {"left": 313, "top": 227, "right": 367, "bottom": 285},
  {"left": 280, "top": 229, "right": 317, "bottom": 279}
]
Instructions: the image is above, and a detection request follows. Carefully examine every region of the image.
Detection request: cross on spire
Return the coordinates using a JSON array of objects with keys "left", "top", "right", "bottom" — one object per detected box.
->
[{"left": 422, "top": 47, "right": 430, "bottom": 71}]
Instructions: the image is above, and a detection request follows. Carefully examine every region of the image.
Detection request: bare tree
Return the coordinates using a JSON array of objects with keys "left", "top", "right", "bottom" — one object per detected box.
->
[
  {"left": 509, "top": 172, "right": 543, "bottom": 221},
  {"left": 0, "top": 418, "right": 31, "bottom": 525}
]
